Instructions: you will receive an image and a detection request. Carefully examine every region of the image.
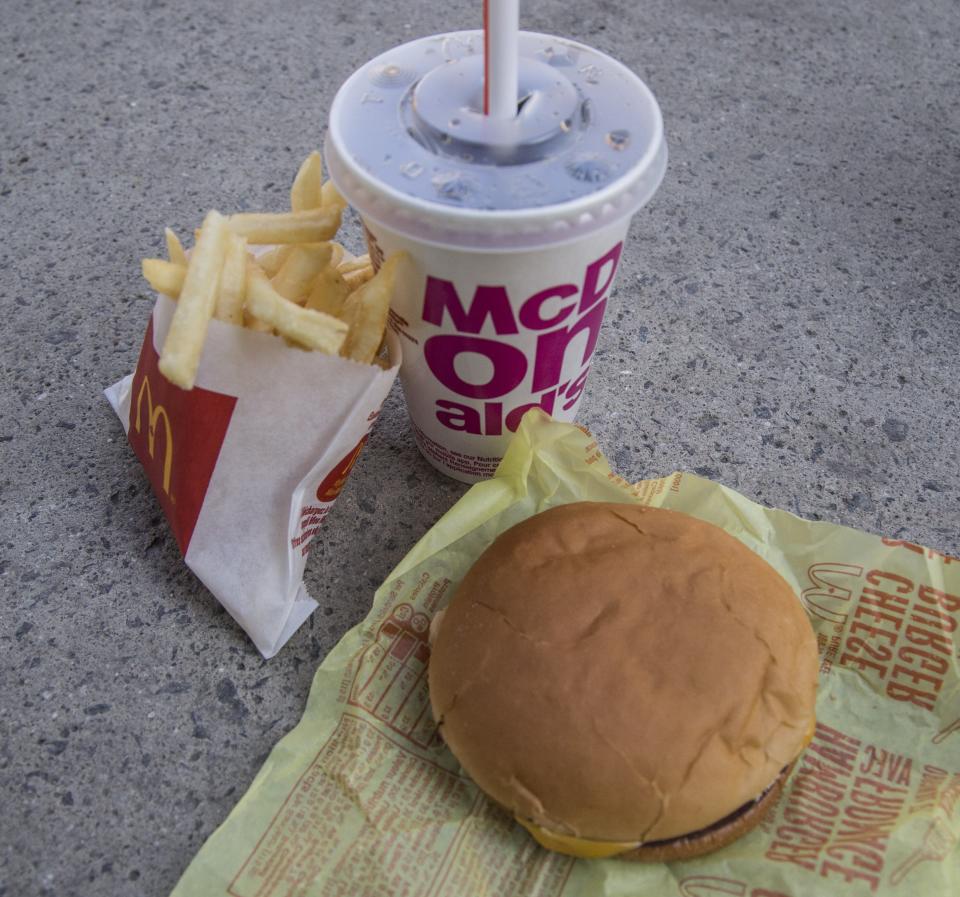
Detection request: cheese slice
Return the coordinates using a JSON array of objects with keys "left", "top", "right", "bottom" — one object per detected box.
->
[{"left": 516, "top": 817, "right": 640, "bottom": 859}]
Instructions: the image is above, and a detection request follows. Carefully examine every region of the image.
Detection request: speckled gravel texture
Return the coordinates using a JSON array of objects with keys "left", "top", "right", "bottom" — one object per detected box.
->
[{"left": 1, "top": 0, "right": 958, "bottom": 894}]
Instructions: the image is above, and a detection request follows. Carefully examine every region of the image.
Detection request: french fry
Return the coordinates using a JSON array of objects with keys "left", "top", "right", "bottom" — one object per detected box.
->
[
  {"left": 256, "top": 245, "right": 293, "bottom": 277},
  {"left": 164, "top": 227, "right": 187, "bottom": 267},
  {"left": 321, "top": 179, "right": 348, "bottom": 212},
  {"left": 142, "top": 154, "right": 397, "bottom": 381},
  {"left": 258, "top": 244, "right": 340, "bottom": 282},
  {"left": 304, "top": 265, "right": 351, "bottom": 318},
  {"left": 142, "top": 258, "right": 186, "bottom": 298},
  {"left": 228, "top": 207, "right": 340, "bottom": 244},
  {"left": 290, "top": 150, "right": 323, "bottom": 213},
  {"left": 270, "top": 244, "right": 334, "bottom": 303},
  {"left": 243, "top": 310, "right": 273, "bottom": 332},
  {"left": 340, "top": 252, "right": 406, "bottom": 364},
  {"left": 337, "top": 253, "right": 371, "bottom": 275},
  {"left": 158, "top": 210, "right": 229, "bottom": 389},
  {"left": 342, "top": 263, "right": 375, "bottom": 291},
  {"left": 246, "top": 264, "right": 347, "bottom": 354},
  {"left": 215, "top": 233, "right": 248, "bottom": 325}
]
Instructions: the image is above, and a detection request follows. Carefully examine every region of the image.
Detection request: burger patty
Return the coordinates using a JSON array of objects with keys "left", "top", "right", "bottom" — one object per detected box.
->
[{"left": 638, "top": 764, "right": 788, "bottom": 849}]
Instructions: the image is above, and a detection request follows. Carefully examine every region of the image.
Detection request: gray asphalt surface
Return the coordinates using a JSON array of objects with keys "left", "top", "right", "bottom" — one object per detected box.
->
[{"left": 2, "top": 0, "right": 958, "bottom": 894}]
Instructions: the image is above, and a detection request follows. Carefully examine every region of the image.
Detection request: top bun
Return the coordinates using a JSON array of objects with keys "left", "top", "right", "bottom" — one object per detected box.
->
[{"left": 428, "top": 502, "right": 818, "bottom": 844}]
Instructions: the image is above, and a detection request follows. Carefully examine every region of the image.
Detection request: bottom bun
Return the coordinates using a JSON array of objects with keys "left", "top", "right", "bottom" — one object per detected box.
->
[
  {"left": 619, "top": 763, "right": 792, "bottom": 862},
  {"left": 518, "top": 764, "right": 792, "bottom": 863}
]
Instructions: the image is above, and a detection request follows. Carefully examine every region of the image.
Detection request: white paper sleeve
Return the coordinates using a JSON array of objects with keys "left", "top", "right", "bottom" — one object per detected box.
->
[{"left": 106, "top": 293, "right": 400, "bottom": 657}]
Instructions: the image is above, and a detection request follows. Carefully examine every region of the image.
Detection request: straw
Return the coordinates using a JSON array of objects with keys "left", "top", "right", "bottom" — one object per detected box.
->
[{"left": 483, "top": 0, "right": 520, "bottom": 118}]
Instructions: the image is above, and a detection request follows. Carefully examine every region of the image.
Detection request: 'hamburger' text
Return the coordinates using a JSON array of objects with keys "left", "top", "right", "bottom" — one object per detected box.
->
[{"left": 766, "top": 724, "right": 911, "bottom": 891}]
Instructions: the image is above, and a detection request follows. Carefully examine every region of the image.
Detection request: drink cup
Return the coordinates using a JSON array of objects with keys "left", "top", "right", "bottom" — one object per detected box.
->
[{"left": 327, "top": 30, "right": 666, "bottom": 482}]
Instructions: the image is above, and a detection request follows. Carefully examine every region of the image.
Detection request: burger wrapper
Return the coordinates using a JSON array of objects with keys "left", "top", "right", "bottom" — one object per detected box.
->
[
  {"left": 105, "top": 292, "right": 400, "bottom": 659},
  {"left": 170, "top": 412, "right": 960, "bottom": 897}
]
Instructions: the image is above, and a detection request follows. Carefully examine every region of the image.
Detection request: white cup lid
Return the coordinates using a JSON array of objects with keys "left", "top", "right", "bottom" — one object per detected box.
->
[{"left": 326, "top": 31, "right": 666, "bottom": 250}]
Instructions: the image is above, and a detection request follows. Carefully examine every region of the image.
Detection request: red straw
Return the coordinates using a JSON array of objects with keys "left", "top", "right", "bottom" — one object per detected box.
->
[{"left": 483, "top": 0, "right": 520, "bottom": 118}]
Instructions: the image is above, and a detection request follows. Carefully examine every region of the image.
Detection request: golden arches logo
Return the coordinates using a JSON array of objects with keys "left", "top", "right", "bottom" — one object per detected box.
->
[
  {"left": 800, "top": 562, "right": 862, "bottom": 625},
  {"left": 133, "top": 376, "right": 173, "bottom": 495}
]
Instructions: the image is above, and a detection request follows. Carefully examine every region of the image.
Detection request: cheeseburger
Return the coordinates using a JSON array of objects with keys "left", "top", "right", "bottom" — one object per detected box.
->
[{"left": 428, "top": 502, "right": 818, "bottom": 861}]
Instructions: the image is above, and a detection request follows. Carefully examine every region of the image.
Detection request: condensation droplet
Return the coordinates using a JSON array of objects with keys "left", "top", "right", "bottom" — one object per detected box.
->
[
  {"left": 449, "top": 117, "right": 461, "bottom": 127},
  {"left": 559, "top": 118, "right": 573, "bottom": 133},
  {"left": 606, "top": 129, "right": 631, "bottom": 151},
  {"left": 432, "top": 172, "right": 472, "bottom": 202},
  {"left": 542, "top": 44, "right": 577, "bottom": 67},
  {"left": 401, "top": 161, "right": 423, "bottom": 179},
  {"left": 579, "top": 64, "right": 602, "bottom": 85},
  {"left": 441, "top": 34, "right": 475, "bottom": 61},
  {"left": 369, "top": 63, "right": 415, "bottom": 88},
  {"left": 580, "top": 99, "right": 593, "bottom": 126},
  {"left": 566, "top": 157, "right": 611, "bottom": 184}
]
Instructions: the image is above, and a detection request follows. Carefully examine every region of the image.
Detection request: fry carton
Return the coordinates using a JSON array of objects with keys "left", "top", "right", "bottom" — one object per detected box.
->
[
  {"left": 105, "top": 292, "right": 399, "bottom": 657},
  {"left": 170, "top": 412, "right": 959, "bottom": 895}
]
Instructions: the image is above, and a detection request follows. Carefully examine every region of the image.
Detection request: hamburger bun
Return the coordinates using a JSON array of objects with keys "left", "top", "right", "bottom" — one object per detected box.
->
[{"left": 428, "top": 501, "right": 818, "bottom": 861}]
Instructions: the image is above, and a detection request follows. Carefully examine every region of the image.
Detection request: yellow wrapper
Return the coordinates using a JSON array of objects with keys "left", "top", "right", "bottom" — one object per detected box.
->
[{"left": 172, "top": 412, "right": 960, "bottom": 897}]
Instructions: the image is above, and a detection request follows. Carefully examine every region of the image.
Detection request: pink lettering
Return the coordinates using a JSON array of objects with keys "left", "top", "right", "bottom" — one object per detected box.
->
[
  {"left": 531, "top": 300, "right": 607, "bottom": 392},
  {"left": 420, "top": 243, "right": 622, "bottom": 416},
  {"left": 518, "top": 284, "right": 578, "bottom": 330},
  {"left": 422, "top": 278, "right": 518, "bottom": 335},
  {"left": 484, "top": 402, "right": 503, "bottom": 436},
  {"left": 435, "top": 400, "right": 482, "bottom": 434},
  {"left": 579, "top": 243, "right": 622, "bottom": 313},
  {"left": 561, "top": 366, "right": 592, "bottom": 411},
  {"left": 424, "top": 335, "right": 527, "bottom": 398}
]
